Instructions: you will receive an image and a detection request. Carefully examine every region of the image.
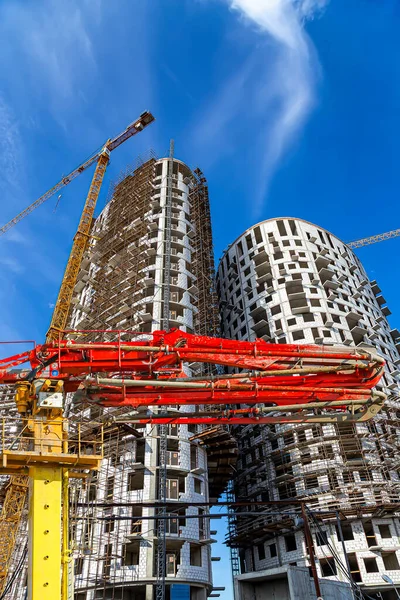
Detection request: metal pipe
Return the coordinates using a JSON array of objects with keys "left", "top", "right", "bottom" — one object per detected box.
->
[
  {"left": 175, "top": 363, "right": 370, "bottom": 381},
  {"left": 302, "top": 503, "right": 323, "bottom": 599},
  {"left": 86, "top": 377, "right": 208, "bottom": 389},
  {"left": 335, "top": 512, "right": 356, "bottom": 600},
  {"left": 53, "top": 341, "right": 380, "bottom": 362},
  {"left": 88, "top": 376, "right": 381, "bottom": 397}
]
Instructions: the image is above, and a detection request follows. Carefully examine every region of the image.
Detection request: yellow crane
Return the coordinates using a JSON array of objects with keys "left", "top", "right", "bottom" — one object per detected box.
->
[{"left": 0, "top": 111, "right": 155, "bottom": 600}]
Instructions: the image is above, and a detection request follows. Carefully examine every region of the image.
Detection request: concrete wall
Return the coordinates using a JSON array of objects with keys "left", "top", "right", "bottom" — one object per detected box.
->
[{"left": 235, "top": 566, "right": 353, "bottom": 600}]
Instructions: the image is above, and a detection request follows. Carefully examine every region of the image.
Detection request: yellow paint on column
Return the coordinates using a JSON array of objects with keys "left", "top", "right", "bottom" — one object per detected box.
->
[{"left": 28, "top": 466, "right": 62, "bottom": 600}]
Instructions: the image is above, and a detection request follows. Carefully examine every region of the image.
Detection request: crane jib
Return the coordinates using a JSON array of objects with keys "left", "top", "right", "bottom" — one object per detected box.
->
[{"left": 0, "top": 111, "right": 155, "bottom": 236}]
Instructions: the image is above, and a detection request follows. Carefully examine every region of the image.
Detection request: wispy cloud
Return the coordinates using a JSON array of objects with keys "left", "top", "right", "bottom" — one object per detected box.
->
[
  {"left": 0, "top": 0, "right": 99, "bottom": 129},
  {"left": 192, "top": 0, "right": 328, "bottom": 216},
  {"left": 0, "top": 256, "right": 24, "bottom": 274},
  {"left": 0, "top": 96, "right": 23, "bottom": 192}
]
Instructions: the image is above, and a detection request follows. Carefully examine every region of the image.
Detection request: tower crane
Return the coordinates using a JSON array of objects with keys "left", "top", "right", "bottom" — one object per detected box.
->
[
  {"left": 347, "top": 228, "right": 400, "bottom": 249},
  {"left": 0, "top": 111, "right": 155, "bottom": 598}
]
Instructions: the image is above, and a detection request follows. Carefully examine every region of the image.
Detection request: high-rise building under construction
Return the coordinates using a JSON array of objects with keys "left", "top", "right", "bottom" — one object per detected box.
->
[
  {"left": 217, "top": 218, "right": 400, "bottom": 600},
  {"left": 67, "top": 152, "right": 226, "bottom": 600}
]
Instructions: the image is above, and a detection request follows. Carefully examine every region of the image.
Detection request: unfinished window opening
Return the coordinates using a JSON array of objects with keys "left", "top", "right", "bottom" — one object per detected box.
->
[
  {"left": 103, "top": 544, "right": 112, "bottom": 578},
  {"left": 269, "top": 543, "right": 277, "bottom": 557},
  {"left": 191, "top": 444, "right": 198, "bottom": 469},
  {"left": 168, "top": 423, "right": 179, "bottom": 437},
  {"left": 288, "top": 220, "right": 298, "bottom": 236},
  {"left": 292, "top": 330, "right": 305, "bottom": 341},
  {"left": 194, "top": 478, "right": 202, "bottom": 494},
  {"left": 284, "top": 534, "right": 297, "bottom": 552},
  {"left": 166, "top": 478, "right": 179, "bottom": 500},
  {"left": 75, "top": 556, "right": 84, "bottom": 575},
  {"left": 304, "top": 474, "right": 319, "bottom": 489},
  {"left": 88, "top": 482, "right": 97, "bottom": 502},
  {"left": 131, "top": 506, "right": 142, "bottom": 534},
  {"left": 165, "top": 514, "right": 179, "bottom": 535},
  {"left": 83, "top": 522, "right": 93, "bottom": 549},
  {"left": 254, "top": 227, "right": 263, "bottom": 244},
  {"left": 167, "top": 438, "right": 179, "bottom": 452},
  {"left": 122, "top": 541, "right": 140, "bottom": 566},
  {"left": 136, "top": 439, "right": 145, "bottom": 464},
  {"left": 379, "top": 524, "right": 392, "bottom": 539},
  {"left": 104, "top": 512, "right": 115, "bottom": 534},
  {"left": 106, "top": 477, "right": 114, "bottom": 498},
  {"left": 347, "top": 553, "right": 361, "bottom": 582},
  {"left": 383, "top": 552, "right": 400, "bottom": 570},
  {"left": 363, "top": 521, "right": 377, "bottom": 547},
  {"left": 257, "top": 543, "right": 266, "bottom": 561},
  {"left": 128, "top": 471, "right": 144, "bottom": 492},
  {"left": 245, "top": 234, "right": 253, "bottom": 250},
  {"left": 316, "top": 530, "right": 328, "bottom": 546},
  {"left": 303, "top": 313, "right": 315, "bottom": 322},
  {"left": 337, "top": 522, "right": 354, "bottom": 541},
  {"left": 190, "top": 544, "right": 202, "bottom": 566},
  {"left": 167, "top": 552, "right": 179, "bottom": 576},
  {"left": 310, "top": 299, "right": 321, "bottom": 307},
  {"left": 320, "top": 557, "right": 337, "bottom": 577},
  {"left": 277, "top": 220, "right": 287, "bottom": 237},
  {"left": 364, "top": 557, "right": 379, "bottom": 573},
  {"left": 199, "top": 508, "right": 206, "bottom": 539},
  {"left": 283, "top": 432, "right": 295, "bottom": 445}
]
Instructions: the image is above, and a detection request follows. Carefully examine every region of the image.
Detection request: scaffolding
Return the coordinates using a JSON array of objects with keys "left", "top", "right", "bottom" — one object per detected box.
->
[
  {"left": 228, "top": 416, "right": 400, "bottom": 549},
  {"left": 189, "top": 168, "right": 220, "bottom": 338},
  {"left": 69, "top": 151, "right": 158, "bottom": 339}
]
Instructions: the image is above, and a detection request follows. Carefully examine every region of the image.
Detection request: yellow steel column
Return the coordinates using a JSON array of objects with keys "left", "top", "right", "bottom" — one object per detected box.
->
[
  {"left": 62, "top": 468, "right": 72, "bottom": 600},
  {"left": 28, "top": 465, "right": 62, "bottom": 600}
]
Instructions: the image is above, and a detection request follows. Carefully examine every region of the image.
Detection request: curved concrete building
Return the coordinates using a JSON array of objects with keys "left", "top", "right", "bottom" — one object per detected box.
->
[
  {"left": 217, "top": 218, "right": 400, "bottom": 600},
  {"left": 69, "top": 154, "right": 219, "bottom": 600}
]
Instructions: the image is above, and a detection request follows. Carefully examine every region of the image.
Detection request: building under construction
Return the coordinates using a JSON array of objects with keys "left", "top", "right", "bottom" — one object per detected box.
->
[
  {"left": 217, "top": 218, "right": 400, "bottom": 600},
  {"left": 64, "top": 150, "right": 236, "bottom": 600}
]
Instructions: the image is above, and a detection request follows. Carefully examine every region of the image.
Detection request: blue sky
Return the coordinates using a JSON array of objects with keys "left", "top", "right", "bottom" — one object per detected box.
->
[{"left": 0, "top": 0, "right": 400, "bottom": 597}]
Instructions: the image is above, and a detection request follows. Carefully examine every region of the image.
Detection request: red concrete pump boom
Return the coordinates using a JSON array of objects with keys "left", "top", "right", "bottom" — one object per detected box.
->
[{"left": 0, "top": 329, "right": 385, "bottom": 425}]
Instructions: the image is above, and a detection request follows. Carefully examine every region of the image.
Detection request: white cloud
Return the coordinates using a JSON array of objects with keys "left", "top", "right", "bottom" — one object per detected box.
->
[
  {"left": 0, "top": 256, "right": 24, "bottom": 274},
  {"left": 0, "top": 96, "right": 22, "bottom": 191},
  {"left": 193, "top": 0, "right": 328, "bottom": 216},
  {"left": 0, "top": 0, "right": 99, "bottom": 127},
  {"left": 229, "top": 0, "right": 329, "bottom": 214}
]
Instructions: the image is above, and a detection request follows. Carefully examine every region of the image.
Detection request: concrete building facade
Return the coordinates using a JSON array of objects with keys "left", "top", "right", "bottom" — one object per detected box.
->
[
  {"left": 68, "top": 154, "right": 220, "bottom": 600},
  {"left": 216, "top": 217, "right": 400, "bottom": 599}
]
